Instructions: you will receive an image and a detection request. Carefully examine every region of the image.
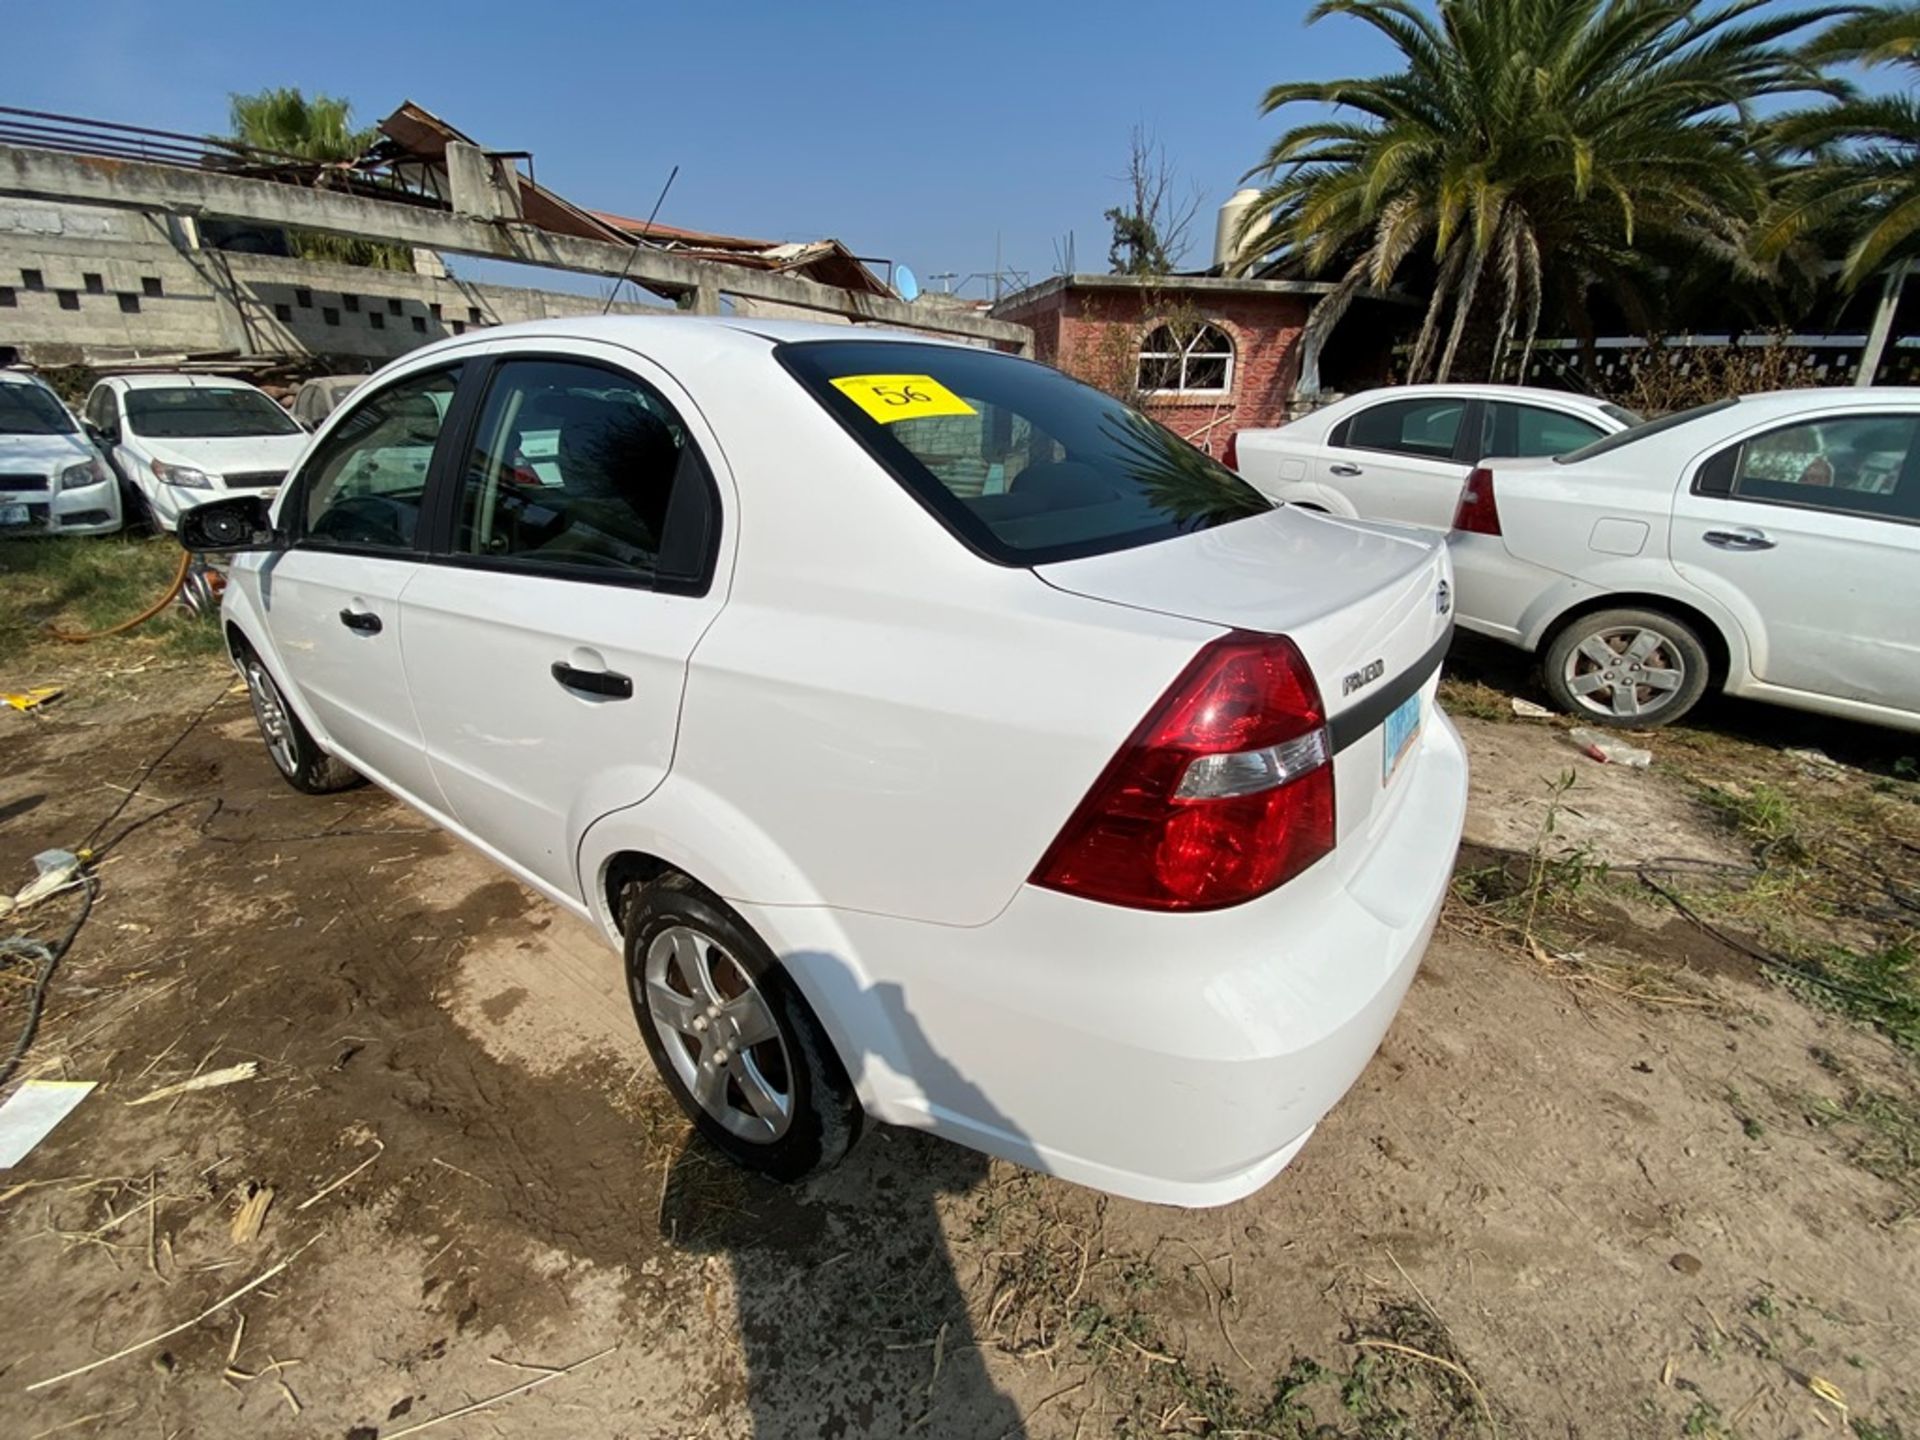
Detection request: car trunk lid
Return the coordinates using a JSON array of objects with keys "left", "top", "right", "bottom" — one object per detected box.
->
[{"left": 1033, "top": 507, "right": 1453, "bottom": 843}]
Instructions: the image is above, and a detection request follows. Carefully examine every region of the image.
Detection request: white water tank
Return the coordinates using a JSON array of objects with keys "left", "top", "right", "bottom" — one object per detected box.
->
[{"left": 1213, "top": 188, "right": 1265, "bottom": 271}]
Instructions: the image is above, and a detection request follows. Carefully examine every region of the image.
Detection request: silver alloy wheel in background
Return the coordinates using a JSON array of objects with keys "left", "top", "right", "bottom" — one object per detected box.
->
[
  {"left": 243, "top": 658, "right": 299, "bottom": 778},
  {"left": 644, "top": 924, "right": 794, "bottom": 1143},
  {"left": 1561, "top": 624, "right": 1687, "bottom": 720}
]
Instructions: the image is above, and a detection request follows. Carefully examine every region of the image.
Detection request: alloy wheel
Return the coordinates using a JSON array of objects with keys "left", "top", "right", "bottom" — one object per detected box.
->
[
  {"left": 643, "top": 924, "right": 794, "bottom": 1143},
  {"left": 1561, "top": 625, "right": 1687, "bottom": 721},
  {"left": 244, "top": 659, "right": 299, "bottom": 777}
]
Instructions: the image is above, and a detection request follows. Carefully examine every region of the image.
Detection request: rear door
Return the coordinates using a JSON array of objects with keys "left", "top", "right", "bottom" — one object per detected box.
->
[
  {"left": 1315, "top": 394, "right": 1473, "bottom": 527},
  {"left": 399, "top": 346, "right": 729, "bottom": 902},
  {"left": 1670, "top": 409, "right": 1920, "bottom": 711},
  {"left": 259, "top": 364, "right": 464, "bottom": 804}
]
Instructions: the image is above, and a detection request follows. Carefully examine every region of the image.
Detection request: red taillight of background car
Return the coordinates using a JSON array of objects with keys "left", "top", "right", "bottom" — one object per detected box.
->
[
  {"left": 1222, "top": 431, "right": 1240, "bottom": 471},
  {"left": 1454, "top": 466, "right": 1502, "bottom": 535},
  {"left": 1030, "top": 632, "right": 1336, "bottom": 911}
]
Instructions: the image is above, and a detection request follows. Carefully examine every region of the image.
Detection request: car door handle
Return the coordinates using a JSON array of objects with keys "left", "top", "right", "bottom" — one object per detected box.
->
[
  {"left": 1328, "top": 462, "right": 1363, "bottom": 477},
  {"left": 1702, "top": 528, "right": 1776, "bottom": 552},
  {"left": 550, "top": 661, "right": 633, "bottom": 700},
  {"left": 337, "top": 607, "right": 383, "bottom": 634}
]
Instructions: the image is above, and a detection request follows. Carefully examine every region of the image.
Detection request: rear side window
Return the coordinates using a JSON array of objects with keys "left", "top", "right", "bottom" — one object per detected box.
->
[
  {"left": 1339, "top": 398, "right": 1466, "bottom": 460},
  {"left": 1482, "top": 402, "right": 1604, "bottom": 459},
  {"left": 778, "top": 340, "right": 1268, "bottom": 565},
  {"left": 453, "top": 357, "right": 714, "bottom": 582}
]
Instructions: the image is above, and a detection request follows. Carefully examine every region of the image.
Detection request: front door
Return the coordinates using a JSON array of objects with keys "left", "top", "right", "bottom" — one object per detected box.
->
[
  {"left": 1670, "top": 410, "right": 1920, "bottom": 712},
  {"left": 256, "top": 364, "right": 464, "bottom": 806},
  {"left": 399, "top": 350, "right": 729, "bottom": 901}
]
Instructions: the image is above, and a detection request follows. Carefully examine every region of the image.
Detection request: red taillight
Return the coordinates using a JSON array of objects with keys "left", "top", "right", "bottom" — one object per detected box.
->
[
  {"left": 1454, "top": 466, "right": 1502, "bottom": 535},
  {"left": 1222, "top": 431, "right": 1240, "bottom": 471},
  {"left": 1030, "top": 632, "right": 1336, "bottom": 911}
]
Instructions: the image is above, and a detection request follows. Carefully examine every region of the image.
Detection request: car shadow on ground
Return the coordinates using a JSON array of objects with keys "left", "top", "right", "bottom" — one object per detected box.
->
[{"left": 659, "top": 972, "right": 1030, "bottom": 1440}]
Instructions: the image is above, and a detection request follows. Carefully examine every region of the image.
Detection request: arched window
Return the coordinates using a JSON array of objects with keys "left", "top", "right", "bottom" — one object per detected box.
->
[{"left": 1137, "top": 323, "right": 1234, "bottom": 395}]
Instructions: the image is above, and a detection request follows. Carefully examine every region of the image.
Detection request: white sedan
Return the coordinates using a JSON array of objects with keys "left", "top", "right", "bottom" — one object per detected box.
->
[
  {"left": 1230, "top": 384, "right": 1638, "bottom": 527},
  {"left": 83, "top": 374, "right": 309, "bottom": 533},
  {"left": 1450, "top": 388, "right": 1920, "bottom": 732},
  {"left": 175, "top": 317, "right": 1467, "bottom": 1207},
  {"left": 0, "top": 369, "right": 121, "bottom": 536}
]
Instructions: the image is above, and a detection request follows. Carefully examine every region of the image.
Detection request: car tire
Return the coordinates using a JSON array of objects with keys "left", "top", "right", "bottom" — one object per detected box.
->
[
  {"left": 1542, "top": 607, "right": 1711, "bottom": 729},
  {"left": 625, "top": 876, "right": 862, "bottom": 1182},
  {"left": 236, "top": 644, "right": 363, "bottom": 794}
]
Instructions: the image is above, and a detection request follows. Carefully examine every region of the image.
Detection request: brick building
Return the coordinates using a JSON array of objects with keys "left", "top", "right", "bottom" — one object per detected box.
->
[{"left": 991, "top": 273, "right": 1345, "bottom": 458}]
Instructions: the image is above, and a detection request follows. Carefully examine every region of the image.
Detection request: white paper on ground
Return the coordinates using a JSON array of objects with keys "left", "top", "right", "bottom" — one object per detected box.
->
[{"left": 0, "top": 1080, "right": 96, "bottom": 1167}]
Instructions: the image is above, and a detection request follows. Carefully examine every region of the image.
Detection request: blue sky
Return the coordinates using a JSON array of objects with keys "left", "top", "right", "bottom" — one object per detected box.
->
[
  {"left": 9, "top": 1, "right": 1400, "bottom": 293},
  {"left": 7, "top": 1, "right": 1875, "bottom": 298}
]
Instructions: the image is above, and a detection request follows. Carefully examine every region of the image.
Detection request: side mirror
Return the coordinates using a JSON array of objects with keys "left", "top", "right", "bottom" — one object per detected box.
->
[
  {"left": 177, "top": 494, "right": 281, "bottom": 554},
  {"left": 85, "top": 421, "right": 118, "bottom": 447}
]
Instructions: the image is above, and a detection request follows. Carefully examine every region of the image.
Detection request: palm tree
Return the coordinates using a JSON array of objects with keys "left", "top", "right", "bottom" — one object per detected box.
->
[
  {"left": 1757, "top": 4, "right": 1920, "bottom": 290},
  {"left": 1236, "top": 0, "right": 1845, "bottom": 384},
  {"left": 227, "top": 88, "right": 373, "bottom": 166},
  {"left": 224, "top": 88, "right": 407, "bottom": 270}
]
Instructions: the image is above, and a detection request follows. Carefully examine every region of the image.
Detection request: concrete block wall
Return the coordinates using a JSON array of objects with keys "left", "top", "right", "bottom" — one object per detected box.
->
[{"left": 0, "top": 198, "right": 657, "bottom": 368}]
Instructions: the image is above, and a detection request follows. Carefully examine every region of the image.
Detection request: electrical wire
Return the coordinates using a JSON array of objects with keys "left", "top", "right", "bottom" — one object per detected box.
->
[
  {"left": 0, "top": 678, "right": 234, "bottom": 1088},
  {"left": 0, "top": 875, "right": 96, "bottom": 1088}
]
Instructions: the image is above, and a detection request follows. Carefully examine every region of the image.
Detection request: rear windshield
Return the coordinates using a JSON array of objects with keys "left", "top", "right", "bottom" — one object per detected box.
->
[
  {"left": 1557, "top": 398, "right": 1737, "bottom": 463},
  {"left": 0, "top": 381, "right": 77, "bottom": 436},
  {"left": 125, "top": 386, "right": 301, "bottom": 439},
  {"left": 778, "top": 340, "right": 1270, "bottom": 565}
]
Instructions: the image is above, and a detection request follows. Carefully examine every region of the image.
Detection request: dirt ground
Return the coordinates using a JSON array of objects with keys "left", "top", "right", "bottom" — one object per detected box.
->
[{"left": 1, "top": 644, "right": 1916, "bottom": 1440}]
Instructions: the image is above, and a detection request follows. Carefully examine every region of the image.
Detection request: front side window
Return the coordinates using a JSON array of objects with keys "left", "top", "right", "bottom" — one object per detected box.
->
[
  {"left": 124, "top": 386, "right": 302, "bottom": 439},
  {"left": 0, "top": 381, "right": 77, "bottom": 436},
  {"left": 1720, "top": 414, "right": 1919, "bottom": 522},
  {"left": 1482, "top": 402, "right": 1605, "bottom": 460},
  {"left": 780, "top": 339, "right": 1270, "bottom": 565},
  {"left": 454, "top": 358, "right": 707, "bottom": 577},
  {"left": 1136, "top": 323, "right": 1234, "bottom": 395},
  {"left": 297, "top": 366, "right": 460, "bottom": 552},
  {"left": 1343, "top": 397, "right": 1466, "bottom": 460},
  {"left": 85, "top": 388, "right": 116, "bottom": 433}
]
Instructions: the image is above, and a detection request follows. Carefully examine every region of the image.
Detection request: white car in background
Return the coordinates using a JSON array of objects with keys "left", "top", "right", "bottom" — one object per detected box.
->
[
  {"left": 291, "top": 373, "right": 368, "bottom": 430},
  {"left": 1450, "top": 388, "right": 1920, "bottom": 731},
  {"left": 0, "top": 369, "right": 121, "bottom": 537},
  {"left": 174, "top": 316, "right": 1468, "bottom": 1207},
  {"left": 83, "top": 374, "right": 308, "bottom": 533},
  {"left": 1230, "top": 384, "right": 1639, "bottom": 527}
]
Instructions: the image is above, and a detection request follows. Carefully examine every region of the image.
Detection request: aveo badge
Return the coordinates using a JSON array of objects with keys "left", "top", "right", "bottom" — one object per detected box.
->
[{"left": 1343, "top": 658, "right": 1386, "bottom": 697}]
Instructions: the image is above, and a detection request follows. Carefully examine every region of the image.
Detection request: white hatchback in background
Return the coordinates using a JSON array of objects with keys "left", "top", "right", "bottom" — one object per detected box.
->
[
  {"left": 1230, "top": 384, "right": 1639, "bottom": 527},
  {"left": 1449, "top": 388, "right": 1920, "bottom": 732},
  {"left": 84, "top": 374, "right": 309, "bottom": 532},
  {"left": 0, "top": 370, "right": 121, "bottom": 537},
  {"left": 175, "top": 317, "right": 1468, "bottom": 1207}
]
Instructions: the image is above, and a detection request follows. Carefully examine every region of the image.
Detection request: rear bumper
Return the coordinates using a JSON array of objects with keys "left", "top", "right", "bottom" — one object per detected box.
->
[
  {"left": 745, "top": 708, "right": 1468, "bottom": 1208},
  {"left": 1448, "top": 530, "right": 1579, "bottom": 648}
]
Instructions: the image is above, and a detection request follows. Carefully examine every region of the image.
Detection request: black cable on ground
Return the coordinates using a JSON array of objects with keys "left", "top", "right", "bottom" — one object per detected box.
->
[
  {"left": 0, "top": 677, "right": 235, "bottom": 1088},
  {"left": 79, "top": 679, "right": 233, "bottom": 856},
  {"left": 1636, "top": 870, "right": 1909, "bottom": 1011},
  {"left": 0, "top": 875, "right": 96, "bottom": 1089}
]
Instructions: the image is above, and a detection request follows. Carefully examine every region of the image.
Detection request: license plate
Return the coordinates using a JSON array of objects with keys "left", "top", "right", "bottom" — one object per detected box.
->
[
  {"left": 0, "top": 502, "right": 29, "bottom": 528},
  {"left": 1382, "top": 691, "right": 1422, "bottom": 785}
]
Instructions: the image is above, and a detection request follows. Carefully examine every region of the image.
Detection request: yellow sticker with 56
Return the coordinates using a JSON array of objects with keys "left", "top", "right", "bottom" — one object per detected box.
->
[{"left": 830, "top": 374, "right": 977, "bottom": 424}]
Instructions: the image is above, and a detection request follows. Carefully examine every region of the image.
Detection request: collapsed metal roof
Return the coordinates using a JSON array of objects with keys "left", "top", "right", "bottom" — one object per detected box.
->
[{"left": 375, "top": 102, "right": 894, "bottom": 300}]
